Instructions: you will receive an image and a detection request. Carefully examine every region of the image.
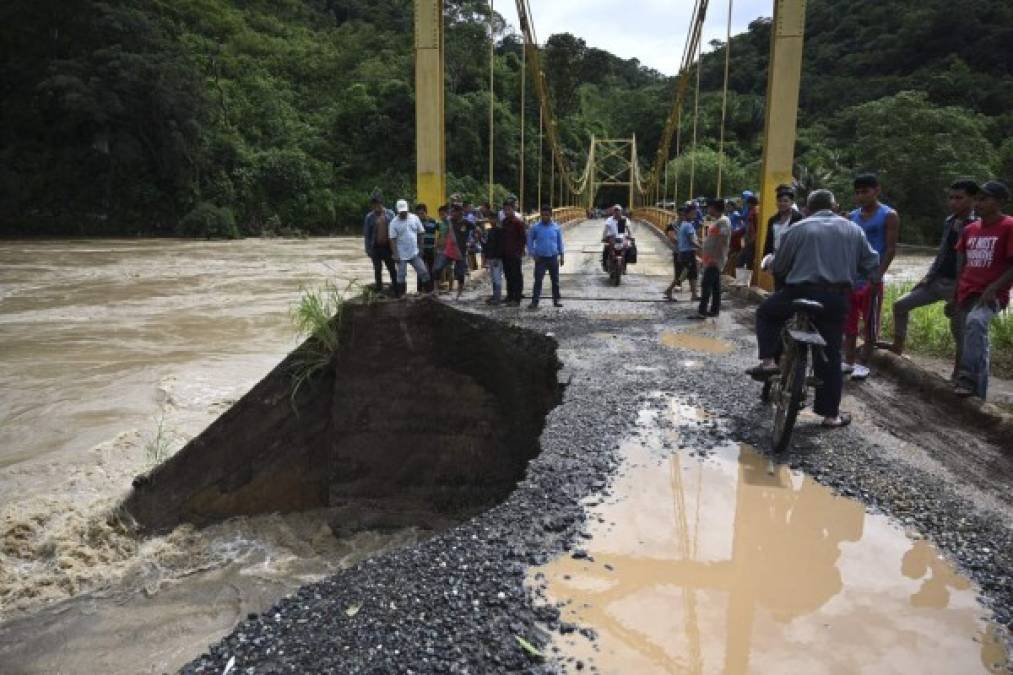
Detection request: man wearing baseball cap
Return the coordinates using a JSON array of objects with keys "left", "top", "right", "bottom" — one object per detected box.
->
[
  {"left": 388, "top": 198, "right": 431, "bottom": 297},
  {"left": 952, "top": 180, "right": 1013, "bottom": 398}
]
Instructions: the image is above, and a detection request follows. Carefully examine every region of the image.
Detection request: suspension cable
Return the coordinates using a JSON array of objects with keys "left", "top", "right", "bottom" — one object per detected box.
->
[
  {"left": 519, "top": 40, "right": 526, "bottom": 211},
  {"left": 646, "top": 0, "right": 710, "bottom": 197},
  {"left": 716, "top": 0, "right": 733, "bottom": 196},
  {"left": 674, "top": 106, "right": 683, "bottom": 205},
  {"left": 688, "top": 39, "right": 702, "bottom": 199},
  {"left": 514, "top": 0, "right": 594, "bottom": 204},
  {"left": 537, "top": 105, "right": 543, "bottom": 207},
  {"left": 550, "top": 147, "right": 555, "bottom": 207},
  {"left": 488, "top": 0, "right": 495, "bottom": 206}
]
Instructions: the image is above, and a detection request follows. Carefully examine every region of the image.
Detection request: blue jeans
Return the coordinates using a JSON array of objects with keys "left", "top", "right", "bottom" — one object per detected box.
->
[
  {"left": 487, "top": 258, "right": 504, "bottom": 300},
  {"left": 396, "top": 255, "right": 430, "bottom": 284},
  {"left": 433, "top": 254, "right": 467, "bottom": 281},
  {"left": 957, "top": 301, "right": 998, "bottom": 398},
  {"left": 532, "top": 256, "right": 561, "bottom": 305}
]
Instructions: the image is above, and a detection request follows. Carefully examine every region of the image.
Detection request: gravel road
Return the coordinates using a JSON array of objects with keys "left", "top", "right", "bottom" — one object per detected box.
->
[{"left": 185, "top": 220, "right": 1012, "bottom": 673}]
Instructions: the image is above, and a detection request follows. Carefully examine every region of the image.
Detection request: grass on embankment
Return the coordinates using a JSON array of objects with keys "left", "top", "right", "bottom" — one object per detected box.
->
[{"left": 881, "top": 282, "right": 1013, "bottom": 379}]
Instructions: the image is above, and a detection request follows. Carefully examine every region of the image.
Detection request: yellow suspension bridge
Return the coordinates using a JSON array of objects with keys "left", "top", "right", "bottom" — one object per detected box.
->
[{"left": 413, "top": 0, "right": 806, "bottom": 290}]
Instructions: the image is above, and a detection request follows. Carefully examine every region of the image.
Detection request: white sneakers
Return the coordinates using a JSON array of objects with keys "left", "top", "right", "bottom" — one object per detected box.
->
[{"left": 841, "top": 362, "right": 871, "bottom": 380}]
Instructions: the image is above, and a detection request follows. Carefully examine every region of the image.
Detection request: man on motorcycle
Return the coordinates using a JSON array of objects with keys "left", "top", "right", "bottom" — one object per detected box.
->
[
  {"left": 602, "top": 204, "right": 634, "bottom": 271},
  {"left": 746, "top": 189, "right": 880, "bottom": 429}
]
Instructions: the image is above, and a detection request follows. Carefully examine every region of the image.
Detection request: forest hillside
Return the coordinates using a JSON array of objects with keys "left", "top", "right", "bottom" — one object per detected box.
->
[{"left": 1, "top": 0, "right": 1010, "bottom": 241}]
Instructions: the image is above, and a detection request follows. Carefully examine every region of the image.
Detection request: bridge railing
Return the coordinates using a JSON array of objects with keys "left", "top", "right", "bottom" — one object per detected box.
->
[
  {"left": 524, "top": 206, "right": 587, "bottom": 227},
  {"left": 631, "top": 207, "right": 676, "bottom": 244}
]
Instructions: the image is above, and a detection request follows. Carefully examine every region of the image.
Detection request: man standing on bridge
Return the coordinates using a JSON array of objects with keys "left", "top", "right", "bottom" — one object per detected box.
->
[
  {"left": 748, "top": 189, "right": 880, "bottom": 428},
  {"left": 501, "top": 198, "right": 527, "bottom": 306},
  {"left": 952, "top": 180, "right": 1013, "bottom": 399},
  {"left": 664, "top": 203, "right": 701, "bottom": 302},
  {"left": 389, "top": 199, "right": 431, "bottom": 297},
  {"left": 527, "top": 204, "right": 565, "bottom": 309},
  {"left": 692, "top": 198, "right": 731, "bottom": 319},
  {"left": 363, "top": 190, "right": 396, "bottom": 293}
]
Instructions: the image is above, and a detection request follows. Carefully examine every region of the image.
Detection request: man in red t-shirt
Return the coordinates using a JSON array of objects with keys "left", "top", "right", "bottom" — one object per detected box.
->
[{"left": 952, "top": 180, "right": 1013, "bottom": 398}]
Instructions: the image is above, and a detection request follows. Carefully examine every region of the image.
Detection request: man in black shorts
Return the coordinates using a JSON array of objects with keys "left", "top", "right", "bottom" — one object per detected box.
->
[{"left": 664, "top": 202, "right": 701, "bottom": 301}]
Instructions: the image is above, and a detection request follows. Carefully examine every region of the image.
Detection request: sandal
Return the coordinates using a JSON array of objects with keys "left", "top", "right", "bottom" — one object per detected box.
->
[{"left": 821, "top": 412, "right": 852, "bottom": 428}]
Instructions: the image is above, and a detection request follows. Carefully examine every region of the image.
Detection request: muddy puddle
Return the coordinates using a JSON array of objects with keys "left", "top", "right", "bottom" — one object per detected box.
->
[
  {"left": 529, "top": 399, "right": 1009, "bottom": 674},
  {"left": 660, "top": 329, "right": 734, "bottom": 355}
]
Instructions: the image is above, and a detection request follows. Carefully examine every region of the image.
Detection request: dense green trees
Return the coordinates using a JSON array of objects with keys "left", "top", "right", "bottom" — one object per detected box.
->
[
  {"left": 0, "top": 0, "right": 1009, "bottom": 240},
  {"left": 697, "top": 0, "right": 1013, "bottom": 241}
]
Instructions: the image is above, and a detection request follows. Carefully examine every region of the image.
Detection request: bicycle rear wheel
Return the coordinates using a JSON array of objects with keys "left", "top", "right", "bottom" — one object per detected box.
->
[{"left": 772, "top": 343, "right": 807, "bottom": 453}]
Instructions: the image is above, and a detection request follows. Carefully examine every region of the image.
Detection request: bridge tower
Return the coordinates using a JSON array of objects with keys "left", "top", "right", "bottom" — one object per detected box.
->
[
  {"left": 754, "top": 0, "right": 807, "bottom": 288},
  {"left": 414, "top": 0, "right": 446, "bottom": 212}
]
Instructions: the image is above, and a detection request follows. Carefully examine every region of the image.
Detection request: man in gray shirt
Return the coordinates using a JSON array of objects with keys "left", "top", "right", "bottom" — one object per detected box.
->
[{"left": 747, "top": 190, "right": 880, "bottom": 428}]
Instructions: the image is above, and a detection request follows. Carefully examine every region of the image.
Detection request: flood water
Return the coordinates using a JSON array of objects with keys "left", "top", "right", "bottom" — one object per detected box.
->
[
  {"left": 0, "top": 238, "right": 386, "bottom": 672},
  {"left": 530, "top": 399, "right": 1008, "bottom": 674}
]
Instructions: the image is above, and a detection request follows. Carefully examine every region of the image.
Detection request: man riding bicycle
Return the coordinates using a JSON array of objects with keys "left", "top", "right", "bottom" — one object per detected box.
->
[{"left": 746, "top": 190, "right": 880, "bottom": 429}]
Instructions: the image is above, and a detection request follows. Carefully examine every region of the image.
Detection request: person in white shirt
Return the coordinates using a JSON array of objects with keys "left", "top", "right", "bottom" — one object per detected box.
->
[
  {"left": 601, "top": 204, "right": 634, "bottom": 271},
  {"left": 389, "top": 199, "right": 432, "bottom": 297},
  {"left": 602, "top": 204, "right": 635, "bottom": 240}
]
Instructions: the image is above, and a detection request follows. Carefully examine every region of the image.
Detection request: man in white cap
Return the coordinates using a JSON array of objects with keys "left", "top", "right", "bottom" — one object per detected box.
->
[{"left": 388, "top": 199, "right": 431, "bottom": 297}]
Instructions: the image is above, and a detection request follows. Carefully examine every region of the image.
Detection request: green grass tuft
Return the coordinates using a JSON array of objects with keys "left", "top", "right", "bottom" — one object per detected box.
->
[
  {"left": 144, "top": 412, "right": 172, "bottom": 466},
  {"left": 882, "top": 281, "right": 1013, "bottom": 378},
  {"left": 289, "top": 280, "right": 374, "bottom": 410}
]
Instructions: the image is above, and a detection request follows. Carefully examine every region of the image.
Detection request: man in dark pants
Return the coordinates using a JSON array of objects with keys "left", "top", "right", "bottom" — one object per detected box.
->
[
  {"left": 362, "top": 190, "right": 396, "bottom": 292},
  {"left": 747, "top": 189, "right": 880, "bottom": 428},
  {"left": 526, "top": 204, "right": 565, "bottom": 309},
  {"left": 501, "top": 198, "right": 527, "bottom": 306},
  {"left": 692, "top": 198, "right": 731, "bottom": 319}
]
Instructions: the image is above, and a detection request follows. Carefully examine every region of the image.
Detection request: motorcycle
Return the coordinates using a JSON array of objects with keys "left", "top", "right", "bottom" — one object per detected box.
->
[{"left": 605, "top": 233, "right": 633, "bottom": 286}]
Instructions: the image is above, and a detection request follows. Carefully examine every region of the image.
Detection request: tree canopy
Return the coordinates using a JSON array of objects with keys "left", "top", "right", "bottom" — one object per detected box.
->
[{"left": 0, "top": 0, "right": 1009, "bottom": 241}]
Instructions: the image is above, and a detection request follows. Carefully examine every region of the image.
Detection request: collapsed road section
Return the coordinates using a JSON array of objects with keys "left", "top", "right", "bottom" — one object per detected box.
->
[{"left": 122, "top": 298, "right": 562, "bottom": 536}]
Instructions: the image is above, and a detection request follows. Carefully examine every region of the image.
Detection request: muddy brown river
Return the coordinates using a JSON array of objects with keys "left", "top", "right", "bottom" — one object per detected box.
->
[
  {"left": 0, "top": 235, "right": 942, "bottom": 673},
  {"left": 0, "top": 238, "right": 391, "bottom": 673}
]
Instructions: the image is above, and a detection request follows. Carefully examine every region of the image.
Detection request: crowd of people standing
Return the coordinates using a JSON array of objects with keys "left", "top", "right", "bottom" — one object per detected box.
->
[
  {"left": 666, "top": 175, "right": 1011, "bottom": 404},
  {"left": 728, "top": 176, "right": 1012, "bottom": 409},
  {"left": 363, "top": 190, "right": 564, "bottom": 309},
  {"left": 363, "top": 172, "right": 1011, "bottom": 405}
]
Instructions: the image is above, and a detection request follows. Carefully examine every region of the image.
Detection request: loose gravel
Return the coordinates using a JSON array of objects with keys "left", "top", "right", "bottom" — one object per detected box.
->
[{"left": 185, "top": 292, "right": 1012, "bottom": 674}]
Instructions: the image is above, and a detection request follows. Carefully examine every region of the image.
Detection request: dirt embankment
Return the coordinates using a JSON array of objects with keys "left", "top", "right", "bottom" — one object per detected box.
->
[{"left": 121, "top": 298, "right": 562, "bottom": 536}]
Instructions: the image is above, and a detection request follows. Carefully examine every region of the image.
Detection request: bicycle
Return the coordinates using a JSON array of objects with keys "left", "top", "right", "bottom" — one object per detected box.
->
[{"left": 760, "top": 298, "right": 827, "bottom": 453}]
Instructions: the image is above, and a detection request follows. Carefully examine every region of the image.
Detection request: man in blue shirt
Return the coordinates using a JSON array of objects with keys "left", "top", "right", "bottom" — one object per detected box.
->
[
  {"left": 845, "top": 174, "right": 900, "bottom": 381},
  {"left": 664, "top": 203, "right": 701, "bottom": 301},
  {"left": 527, "top": 204, "right": 565, "bottom": 309}
]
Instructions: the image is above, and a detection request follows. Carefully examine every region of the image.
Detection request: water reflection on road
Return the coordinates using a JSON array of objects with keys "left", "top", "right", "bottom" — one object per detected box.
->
[{"left": 531, "top": 399, "right": 1007, "bottom": 674}]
